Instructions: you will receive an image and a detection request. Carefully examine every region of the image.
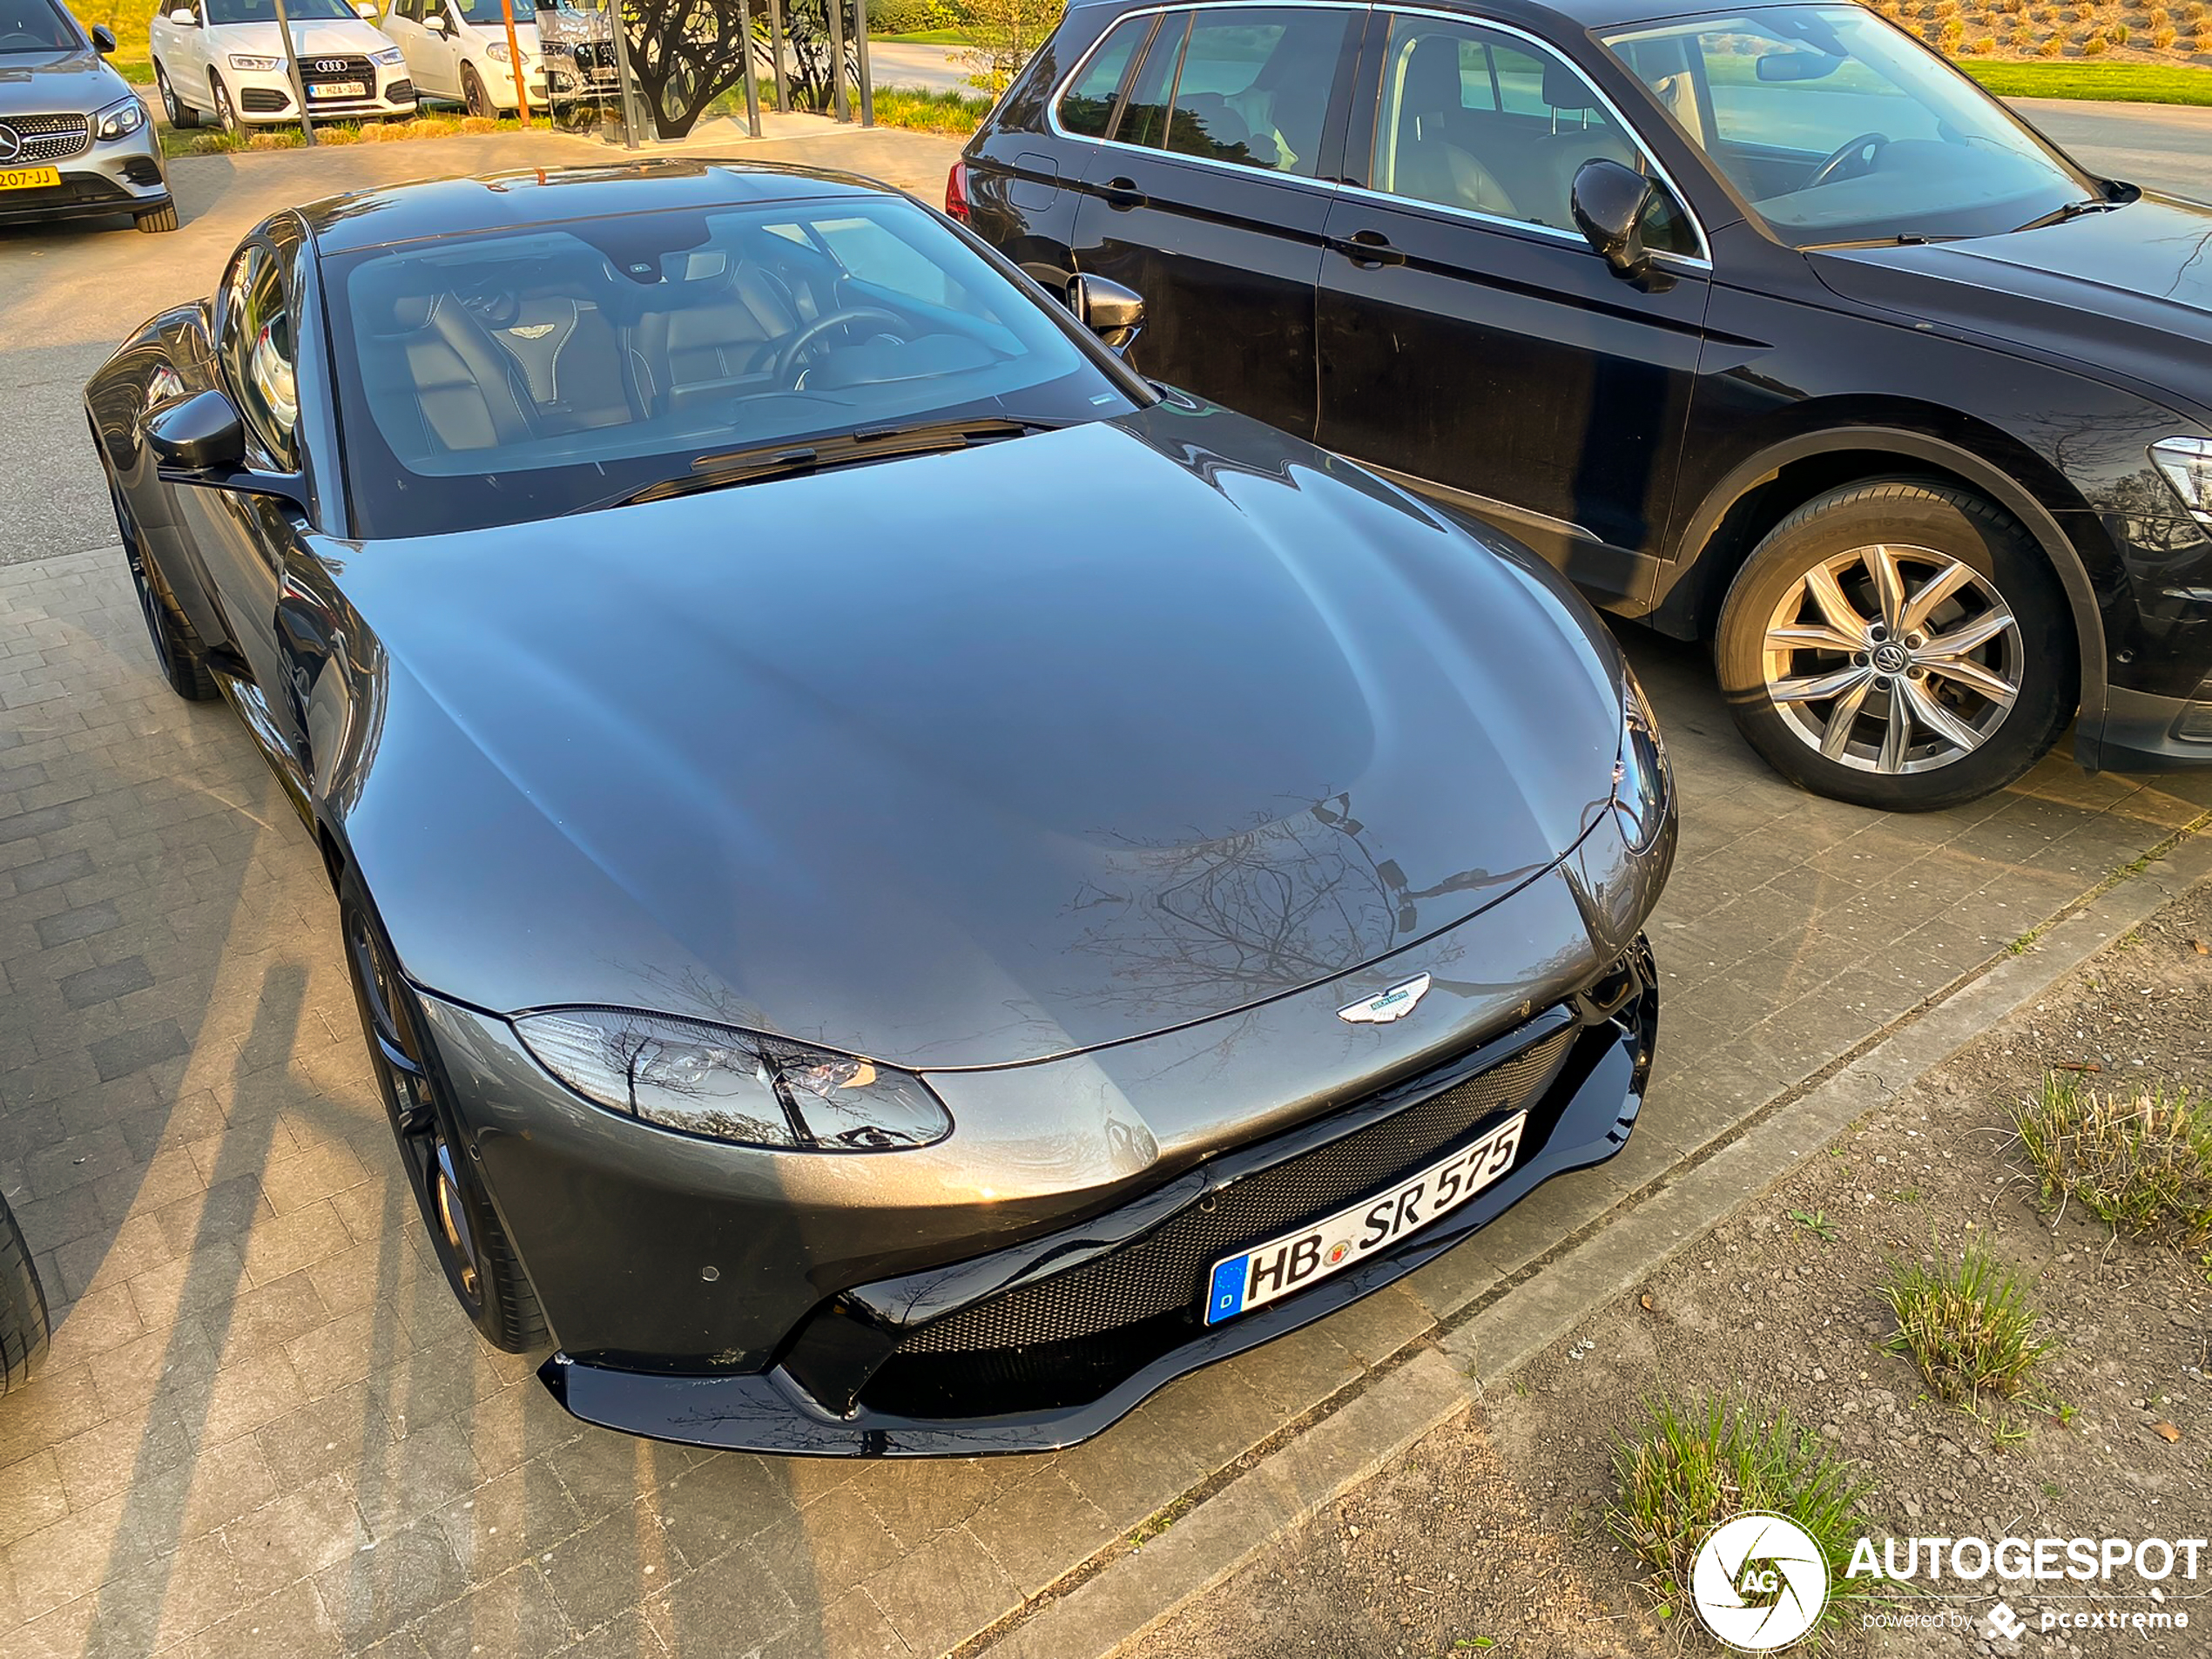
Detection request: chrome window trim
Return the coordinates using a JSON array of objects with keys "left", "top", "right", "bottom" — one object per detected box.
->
[{"left": 1041, "top": 0, "right": 1713, "bottom": 270}]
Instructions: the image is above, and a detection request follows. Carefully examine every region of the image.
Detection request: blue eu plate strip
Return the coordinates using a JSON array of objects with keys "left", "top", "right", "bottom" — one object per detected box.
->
[{"left": 1204, "top": 1257, "right": 1248, "bottom": 1326}]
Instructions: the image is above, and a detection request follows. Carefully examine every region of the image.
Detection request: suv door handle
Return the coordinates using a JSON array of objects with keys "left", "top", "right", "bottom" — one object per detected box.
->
[
  {"left": 1100, "top": 177, "right": 1147, "bottom": 209},
  {"left": 1330, "top": 230, "right": 1406, "bottom": 267}
]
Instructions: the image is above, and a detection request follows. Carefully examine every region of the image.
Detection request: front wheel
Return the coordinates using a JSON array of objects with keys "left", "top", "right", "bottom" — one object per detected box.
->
[
  {"left": 120, "top": 522, "right": 219, "bottom": 701},
  {"left": 340, "top": 878, "right": 547, "bottom": 1352},
  {"left": 210, "top": 73, "right": 238, "bottom": 132},
  {"left": 462, "top": 64, "right": 492, "bottom": 118},
  {"left": 134, "top": 201, "right": 179, "bottom": 233},
  {"left": 155, "top": 62, "right": 199, "bottom": 129},
  {"left": 1714, "top": 479, "right": 2075, "bottom": 812}
]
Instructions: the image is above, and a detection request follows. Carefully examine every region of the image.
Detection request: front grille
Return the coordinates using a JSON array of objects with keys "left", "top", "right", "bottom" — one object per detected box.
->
[
  {"left": 0, "top": 113, "right": 92, "bottom": 164},
  {"left": 302, "top": 54, "right": 374, "bottom": 84},
  {"left": 0, "top": 174, "right": 129, "bottom": 213},
  {"left": 388, "top": 78, "right": 414, "bottom": 101},
  {"left": 899, "top": 1024, "right": 1575, "bottom": 1358}
]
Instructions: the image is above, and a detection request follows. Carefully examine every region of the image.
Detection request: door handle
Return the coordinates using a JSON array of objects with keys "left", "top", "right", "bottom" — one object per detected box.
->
[
  {"left": 1100, "top": 177, "right": 1147, "bottom": 209},
  {"left": 1330, "top": 230, "right": 1406, "bottom": 267}
]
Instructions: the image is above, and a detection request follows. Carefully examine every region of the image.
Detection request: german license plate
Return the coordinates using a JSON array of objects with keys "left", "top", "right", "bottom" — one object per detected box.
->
[
  {"left": 1204, "top": 1111, "right": 1527, "bottom": 1325},
  {"left": 309, "top": 81, "right": 365, "bottom": 98},
  {"left": 0, "top": 165, "right": 62, "bottom": 191}
]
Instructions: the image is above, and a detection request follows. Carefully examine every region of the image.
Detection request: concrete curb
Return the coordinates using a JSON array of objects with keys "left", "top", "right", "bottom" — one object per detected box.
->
[{"left": 976, "top": 831, "right": 2212, "bottom": 1659}]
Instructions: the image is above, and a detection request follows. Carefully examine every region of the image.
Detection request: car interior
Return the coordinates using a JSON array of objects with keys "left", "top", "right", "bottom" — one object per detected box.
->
[{"left": 345, "top": 215, "right": 1028, "bottom": 468}]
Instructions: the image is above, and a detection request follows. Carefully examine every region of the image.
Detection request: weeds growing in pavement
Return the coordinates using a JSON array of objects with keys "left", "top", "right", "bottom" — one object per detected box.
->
[
  {"left": 1881, "top": 1243, "right": 2054, "bottom": 1404},
  {"left": 2013, "top": 1073, "right": 2212, "bottom": 1241}
]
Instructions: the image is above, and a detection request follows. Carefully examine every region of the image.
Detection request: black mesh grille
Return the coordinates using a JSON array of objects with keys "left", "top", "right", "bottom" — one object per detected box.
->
[
  {"left": 122, "top": 157, "right": 165, "bottom": 185},
  {"left": 0, "top": 113, "right": 92, "bottom": 163},
  {"left": 896, "top": 1025, "right": 1575, "bottom": 1357},
  {"left": 240, "top": 88, "right": 291, "bottom": 112}
]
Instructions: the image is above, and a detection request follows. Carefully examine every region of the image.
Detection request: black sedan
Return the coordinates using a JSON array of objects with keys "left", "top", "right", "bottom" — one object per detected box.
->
[
  {"left": 957, "top": 0, "right": 2212, "bottom": 812},
  {"left": 85, "top": 160, "right": 1670, "bottom": 1454}
]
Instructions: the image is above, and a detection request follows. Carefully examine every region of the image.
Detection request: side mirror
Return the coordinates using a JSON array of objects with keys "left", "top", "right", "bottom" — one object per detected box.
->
[
  {"left": 92, "top": 23, "right": 117, "bottom": 51},
  {"left": 1068, "top": 273, "right": 1143, "bottom": 355},
  {"left": 1571, "top": 158, "right": 1661, "bottom": 284},
  {"left": 166, "top": 7, "right": 195, "bottom": 22},
  {"left": 145, "top": 391, "right": 310, "bottom": 508},
  {"left": 425, "top": 11, "right": 449, "bottom": 31},
  {"left": 354, "top": 0, "right": 379, "bottom": 17}
]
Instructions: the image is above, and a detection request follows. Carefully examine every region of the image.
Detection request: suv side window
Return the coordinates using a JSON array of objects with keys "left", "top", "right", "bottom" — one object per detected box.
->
[
  {"left": 1370, "top": 13, "right": 1696, "bottom": 253},
  {"left": 217, "top": 245, "right": 300, "bottom": 472},
  {"left": 1058, "top": 13, "right": 1150, "bottom": 138},
  {"left": 1113, "top": 6, "right": 1353, "bottom": 179}
]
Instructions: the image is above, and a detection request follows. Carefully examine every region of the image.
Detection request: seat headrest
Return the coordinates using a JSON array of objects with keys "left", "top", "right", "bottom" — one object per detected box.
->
[
  {"left": 1542, "top": 59, "right": 1602, "bottom": 113},
  {"left": 1400, "top": 34, "right": 1464, "bottom": 116}
]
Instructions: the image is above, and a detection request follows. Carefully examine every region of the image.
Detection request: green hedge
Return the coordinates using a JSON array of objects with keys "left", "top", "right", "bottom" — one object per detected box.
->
[{"left": 867, "top": 0, "right": 967, "bottom": 35}]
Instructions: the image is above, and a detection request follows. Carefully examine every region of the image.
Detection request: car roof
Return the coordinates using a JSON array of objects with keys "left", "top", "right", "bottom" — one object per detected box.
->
[
  {"left": 297, "top": 158, "right": 906, "bottom": 255},
  {"left": 1069, "top": 0, "right": 1833, "bottom": 37}
]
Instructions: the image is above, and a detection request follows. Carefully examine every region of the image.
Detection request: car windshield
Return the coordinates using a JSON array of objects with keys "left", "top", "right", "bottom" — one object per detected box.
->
[
  {"left": 206, "top": 0, "right": 363, "bottom": 23},
  {"left": 455, "top": 0, "right": 535, "bottom": 25},
  {"left": 1602, "top": 5, "right": 2094, "bottom": 246},
  {"left": 0, "top": 0, "right": 76, "bottom": 51},
  {"left": 327, "top": 194, "right": 1147, "bottom": 538}
]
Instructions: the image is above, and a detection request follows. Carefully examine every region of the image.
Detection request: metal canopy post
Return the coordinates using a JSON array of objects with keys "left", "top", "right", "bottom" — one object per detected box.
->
[
  {"left": 826, "top": 0, "right": 847, "bottom": 123},
  {"left": 765, "top": 0, "right": 786, "bottom": 111},
  {"left": 608, "top": 0, "right": 642, "bottom": 146},
  {"left": 853, "top": 0, "right": 871, "bottom": 126},
  {"left": 738, "top": 1, "right": 761, "bottom": 137},
  {"left": 270, "top": 0, "right": 316, "bottom": 145}
]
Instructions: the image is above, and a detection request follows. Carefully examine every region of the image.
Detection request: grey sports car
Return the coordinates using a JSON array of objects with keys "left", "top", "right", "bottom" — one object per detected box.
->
[{"left": 84, "top": 158, "right": 1673, "bottom": 1454}]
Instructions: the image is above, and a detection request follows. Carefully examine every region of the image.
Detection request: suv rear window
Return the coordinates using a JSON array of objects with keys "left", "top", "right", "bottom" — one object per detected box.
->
[
  {"left": 1097, "top": 5, "right": 1354, "bottom": 179},
  {"left": 1059, "top": 13, "right": 1150, "bottom": 138}
]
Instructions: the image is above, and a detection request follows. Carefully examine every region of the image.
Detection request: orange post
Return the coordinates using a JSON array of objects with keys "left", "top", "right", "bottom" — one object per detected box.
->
[{"left": 500, "top": 0, "right": 532, "bottom": 125}]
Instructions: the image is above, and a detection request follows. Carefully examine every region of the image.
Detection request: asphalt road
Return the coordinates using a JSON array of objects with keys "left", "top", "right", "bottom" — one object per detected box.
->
[{"left": 2015, "top": 95, "right": 2212, "bottom": 201}]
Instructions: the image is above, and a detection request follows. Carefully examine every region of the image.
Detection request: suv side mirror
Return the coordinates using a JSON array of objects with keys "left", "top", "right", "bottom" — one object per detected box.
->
[
  {"left": 425, "top": 10, "right": 449, "bottom": 30},
  {"left": 354, "top": 0, "right": 379, "bottom": 17},
  {"left": 1069, "top": 273, "right": 1144, "bottom": 355},
  {"left": 91, "top": 23, "right": 117, "bottom": 51},
  {"left": 145, "top": 391, "right": 310, "bottom": 509},
  {"left": 166, "top": 7, "right": 195, "bottom": 23},
  {"left": 1571, "top": 158, "right": 1663, "bottom": 285}
]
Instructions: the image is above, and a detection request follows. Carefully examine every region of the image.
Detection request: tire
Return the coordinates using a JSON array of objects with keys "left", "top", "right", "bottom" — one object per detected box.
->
[
  {"left": 1, "top": 1191, "right": 51, "bottom": 1398},
  {"left": 339, "top": 875, "right": 547, "bottom": 1352},
  {"left": 155, "top": 62, "right": 199, "bottom": 129},
  {"left": 118, "top": 504, "right": 220, "bottom": 701},
  {"left": 211, "top": 72, "right": 238, "bottom": 132},
  {"left": 134, "top": 201, "right": 179, "bottom": 233},
  {"left": 462, "top": 64, "right": 490, "bottom": 118},
  {"left": 1715, "top": 478, "right": 2075, "bottom": 812}
]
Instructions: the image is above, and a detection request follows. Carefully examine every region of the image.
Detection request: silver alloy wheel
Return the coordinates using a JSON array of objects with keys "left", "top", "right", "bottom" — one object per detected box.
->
[
  {"left": 155, "top": 65, "right": 179, "bottom": 125},
  {"left": 213, "top": 77, "right": 236, "bottom": 131},
  {"left": 1761, "top": 542, "right": 2022, "bottom": 776}
]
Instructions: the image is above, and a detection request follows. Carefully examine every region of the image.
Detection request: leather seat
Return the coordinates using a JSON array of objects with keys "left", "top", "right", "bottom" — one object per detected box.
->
[
  {"left": 1389, "top": 35, "right": 1519, "bottom": 219},
  {"left": 629, "top": 256, "right": 810, "bottom": 415},
  {"left": 1522, "top": 61, "right": 1641, "bottom": 231}
]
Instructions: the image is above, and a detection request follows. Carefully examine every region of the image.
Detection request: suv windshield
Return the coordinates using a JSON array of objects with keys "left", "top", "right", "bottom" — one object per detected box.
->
[
  {"left": 0, "top": 0, "right": 76, "bottom": 51},
  {"left": 206, "top": 0, "right": 364, "bottom": 23},
  {"left": 1602, "top": 5, "right": 2094, "bottom": 246},
  {"left": 327, "top": 194, "right": 1147, "bottom": 538}
]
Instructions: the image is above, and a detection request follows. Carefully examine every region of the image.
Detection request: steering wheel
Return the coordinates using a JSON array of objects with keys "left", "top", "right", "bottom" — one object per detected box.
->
[
  {"left": 0, "top": 30, "right": 44, "bottom": 44},
  {"left": 1807, "top": 131, "right": 1889, "bottom": 191},
  {"left": 773, "top": 307, "right": 907, "bottom": 389}
]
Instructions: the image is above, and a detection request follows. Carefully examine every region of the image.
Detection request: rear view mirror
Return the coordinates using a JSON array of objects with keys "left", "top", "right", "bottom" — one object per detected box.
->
[
  {"left": 1756, "top": 50, "right": 1842, "bottom": 81},
  {"left": 1069, "top": 273, "right": 1144, "bottom": 355},
  {"left": 145, "top": 391, "right": 311, "bottom": 508},
  {"left": 1571, "top": 158, "right": 1662, "bottom": 285},
  {"left": 91, "top": 23, "right": 117, "bottom": 51}
]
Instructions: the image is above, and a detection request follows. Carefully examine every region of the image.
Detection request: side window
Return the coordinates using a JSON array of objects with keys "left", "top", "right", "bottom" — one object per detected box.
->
[
  {"left": 1058, "top": 13, "right": 1149, "bottom": 139},
  {"left": 1371, "top": 16, "right": 1695, "bottom": 253},
  {"left": 1116, "top": 11, "right": 1187, "bottom": 152},
  {"left": 1159, "top": 7, "right": 1352, "bottom": 178},
  {"left": 218, "top": 245, "right": 300, "bottom": 472}
]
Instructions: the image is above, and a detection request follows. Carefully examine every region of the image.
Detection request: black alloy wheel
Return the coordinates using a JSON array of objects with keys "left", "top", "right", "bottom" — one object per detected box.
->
[{"left": 117, "top": 500, "right": 219, "bottom": 700}]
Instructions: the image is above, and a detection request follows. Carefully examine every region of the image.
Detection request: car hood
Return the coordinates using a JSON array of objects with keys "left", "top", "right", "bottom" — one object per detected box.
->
[
  {"left": 1811, "top": 192, "right": 2212, "bottom": 423},
  {"left": 208, "top": 18, "right": 393, "bottom": 56},
  {"left": 332, "top": 407, "right": 1624, "bottom": 1069},
  {"left": 0, "top": 50, "right": 127, "bottom": 110}
]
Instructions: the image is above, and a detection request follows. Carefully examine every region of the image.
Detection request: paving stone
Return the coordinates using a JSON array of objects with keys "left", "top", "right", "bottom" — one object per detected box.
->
[
  {"left": 315, "top": 1515, "right": 469, "bottom": 1649},
  {"left": 85, "top": 1019, "right": 188, "bottom": 1083},
  {"left": 861, "top": 1521, "right": 1022, "bottom": 1658},
  {"left": 225, "top": 1471, "right": 371, "bottom": 1602},
  {"left": 415, "top": 1560, "right": 575, "bottom": 1659},
  {"left": 543, "top": 1502, "right": 682, "bottom": 1635},
  {"left": 970, "top": 1466, "right": 1112, "bottom": 1599},
  {"left": 434, "top": 1456, "right": 583, "bottom": 1585},
  {"left": 0, "top": 1449, "right": 70, "bottom": 1548},
  {"left": 33, "top": 901, "right": 118, "bottom": 950},
  {"left": 10, "top": 850, "right": 94, "bottom": 896}
]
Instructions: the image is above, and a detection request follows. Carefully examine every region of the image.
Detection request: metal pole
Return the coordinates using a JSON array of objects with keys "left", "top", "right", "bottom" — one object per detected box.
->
[
  {"left": 853, "top": 0, "right": 871, "bottom": 127},
  {"left": 765, "top": 0, "right": 786, "bottom": 111},
  {"left": 825, "top": 0, "right": 846, "bottom": 123},
  {"left": 738, "top": 0, "right": 760, "bottom": 137},
  {"left": 270, "top": 0, "right": 315, "bottom": 145},
  {"left": 607, "top": 0, "right": 641, "bottom": 145},
  {"left": 499, "top": 0, "right": 532, "bottom": 125}
]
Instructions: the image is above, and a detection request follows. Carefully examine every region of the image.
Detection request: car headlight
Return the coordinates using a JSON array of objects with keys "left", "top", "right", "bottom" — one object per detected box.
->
[
  {"left": 370, "top": 44, "right": 405, "bottom": 64},
  {"left": 1612, "top": 665, "right": 1670, "bottom": 853},
  {"left": 228, "top": 52, "right": 282, "bottom": 70},
  {"left": 487, "top": 39, "right": 513, "bottom": 60},
  {"left": 2151, "top": 437, "right": 2212, "bottom": 527},
  {"left": 93, "top": 96, "right": 146, "bottom": 140},
  {"left": 513, "top": 1008, "right": 953, "bottom": 1152}
]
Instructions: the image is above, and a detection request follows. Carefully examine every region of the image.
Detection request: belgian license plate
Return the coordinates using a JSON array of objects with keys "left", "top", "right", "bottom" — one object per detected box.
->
[
  {"left": 1204, "top": 1111, "right": 1527, "bottom": 1325},
  {"left": 0, "top": 165, "right": 61, "bottom": 191},
  {"left": 309, "top": 81, "right": 365, "bottom": 98}
]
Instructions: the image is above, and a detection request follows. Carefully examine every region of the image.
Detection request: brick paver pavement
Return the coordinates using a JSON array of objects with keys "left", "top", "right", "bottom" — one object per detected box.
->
[{"left": 3, "top": 125, "right": 2211, "bottom": 1659}]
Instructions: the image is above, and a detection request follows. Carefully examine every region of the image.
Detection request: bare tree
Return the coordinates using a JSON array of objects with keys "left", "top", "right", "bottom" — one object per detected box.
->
[{"left": 621, "top": 0, "right": 859, "bottom": 137}]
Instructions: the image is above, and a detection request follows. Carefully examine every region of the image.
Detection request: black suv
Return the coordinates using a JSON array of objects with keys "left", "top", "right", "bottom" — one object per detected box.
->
[{"left": 954, "top": 0, "right": 2212, "bottom": 810}]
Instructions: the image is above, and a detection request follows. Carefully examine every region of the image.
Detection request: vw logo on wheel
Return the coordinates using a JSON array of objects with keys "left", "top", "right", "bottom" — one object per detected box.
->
[
  {"left": 0, "top": 125, "right": 20, "bottom": 162},
  {"left": 1689, "top": 1513, "right": 1830, "bottom": 1652}
]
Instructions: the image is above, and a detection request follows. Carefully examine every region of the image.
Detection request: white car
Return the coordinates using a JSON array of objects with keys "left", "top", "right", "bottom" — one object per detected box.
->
[
  {"left": 381, "top": 0, "right": 545, "bottom": 117},
  {"left": 149, "top": 0, "right": 416, "bottom": 131}
]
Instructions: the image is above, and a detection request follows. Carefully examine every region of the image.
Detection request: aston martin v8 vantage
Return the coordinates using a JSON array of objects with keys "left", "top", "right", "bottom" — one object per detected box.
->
[{"left": 84, "top": 159, "right": 1674, "bottom": 1454}]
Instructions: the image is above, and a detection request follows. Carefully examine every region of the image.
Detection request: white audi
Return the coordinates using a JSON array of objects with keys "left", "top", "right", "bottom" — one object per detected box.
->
[{"left": 150, "top": 0, "right": 416, "bottom": 131}]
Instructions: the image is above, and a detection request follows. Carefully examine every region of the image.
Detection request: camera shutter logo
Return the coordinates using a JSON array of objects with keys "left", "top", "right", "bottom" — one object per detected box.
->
[{"left": 1689, "top": 1513, "right": 1830, "bottom": 1652}]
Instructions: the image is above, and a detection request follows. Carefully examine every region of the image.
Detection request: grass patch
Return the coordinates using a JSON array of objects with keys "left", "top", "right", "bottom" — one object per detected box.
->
[
  {"left": 867, "top": 84, "right": 992, "bottom": 136},
  {"left": 1880, "top": 1243, "right": 2054, "bottom": 1405},
  {"left": 2013, "top": 1072, "right": 2212, "bottom": 1240},
  {"left": 161, "top": 111, "right": 523, "bottom": 157},
  {"left": 1608, "top": 1398, "right": 1873, "bottom": 1639},
  {"left": 875, "top": 26, "right": 974, "bottom": 44},
  {"left": 1962, "top": 59, "right": 2212, "bottom": 105}
]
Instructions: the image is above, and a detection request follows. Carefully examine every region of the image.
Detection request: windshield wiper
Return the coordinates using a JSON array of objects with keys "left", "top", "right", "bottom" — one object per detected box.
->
[
  {"left": 577, "top": 417, "right": 1063, "bottom": 515},
  {"left": 2012, "top": 197, "right": 2120, "bottom": 233}
]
